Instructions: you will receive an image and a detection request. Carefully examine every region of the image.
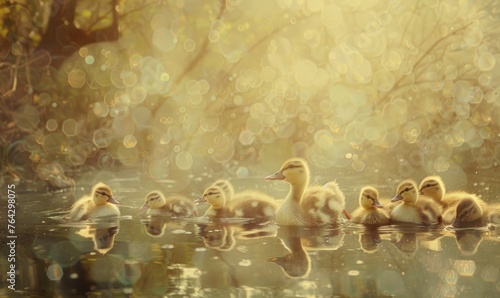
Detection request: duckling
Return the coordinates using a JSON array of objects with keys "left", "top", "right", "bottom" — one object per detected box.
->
[
  {"left": 140, "top": 191, "right": 196, "bottom": 217},
  {"left": 68, "top": 182, "right": 120, "bottom": 221},
  {"left": 452, "top": 198, "right": 500, "bottom": 228},
  {"left": 419, "top": 175, "right": 487, "bottom": 224},
  {"left": 390, "top": 180, "right": 442, "bottom": 225},
  {"left": 265, "top": 158, "right": 347, "bottom": 226},
  {"left": 213, "top": 179, "right": 278, "bottom": 212},
  {"left": 351, "top": 186, "right": 390, "bottom": 226},
  {"left": 196, "top": 185, "right": 278, "bottom": 222},
  {"left": 195, "top": 185, "right": 228, "bottom": 218}
]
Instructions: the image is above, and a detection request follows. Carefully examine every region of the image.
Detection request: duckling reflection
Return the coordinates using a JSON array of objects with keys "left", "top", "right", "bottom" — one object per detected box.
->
[
  {"left": 197, "top": 222, "right": 277, "bottom": 251},
  {"left": 197, "top": 223, "right": 235, "bottom": 251},
  {"left": 454, "top": 229, "right": 484, "bottom": 256},
  {"left": 358, "top": 227, "right": 383, "bottom": 254},
  {"left": 390, "top": 232, "right": 418, "bottom": 258},
  {"left": 75, "top": 221, "right": 119, "bottom": 255},
  {"left": 142, "top": 216, "right": 168, "bottom": 237},
  {"left": 267, "top": 226, "right": 311, "bottom": 279}
]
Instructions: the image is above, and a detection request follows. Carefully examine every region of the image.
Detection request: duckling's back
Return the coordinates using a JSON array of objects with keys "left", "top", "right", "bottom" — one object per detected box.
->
[
  {"left": 227, "top": 192, "right": 278, "bottom": 221},
  {"left": 162, "top": 195, "right": 195, "bottom": 217},
  {"left": 301, "top": 185, "right": 345, "bottom": 225},
  {"left": 69, "top": 195, "right": 94, "bottom": 221}
]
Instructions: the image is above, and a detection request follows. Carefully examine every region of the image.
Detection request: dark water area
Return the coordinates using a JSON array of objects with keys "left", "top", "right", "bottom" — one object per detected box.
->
[{"left": 1, "top": 169, "right": 500, "bottom": 297}]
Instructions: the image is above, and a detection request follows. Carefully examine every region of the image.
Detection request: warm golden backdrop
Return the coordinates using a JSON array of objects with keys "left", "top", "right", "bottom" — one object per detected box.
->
[{"left": 1, "top": 0, "right": 500, "bottom": 188}]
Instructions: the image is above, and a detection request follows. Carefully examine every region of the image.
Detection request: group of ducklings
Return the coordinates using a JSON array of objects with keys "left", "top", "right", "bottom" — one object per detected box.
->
[
  {"left": 352, "top": 176, "right": 500, "bottom": 228},
  {"left": 67, "top": 158, "right": 500, "bottom": 230}
]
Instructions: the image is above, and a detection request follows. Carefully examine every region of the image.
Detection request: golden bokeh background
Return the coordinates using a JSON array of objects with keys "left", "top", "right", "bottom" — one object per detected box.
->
[{"left": 2, "top": 0, "right": 500, "bottom": 188}]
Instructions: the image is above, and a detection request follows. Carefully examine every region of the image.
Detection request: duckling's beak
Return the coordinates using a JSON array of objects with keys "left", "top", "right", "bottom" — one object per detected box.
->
[
  {"left": 265, "top": 171, "right": 285, "bottom": 180},
  {"left": 194, "top": 197, "right": 206, "bottom": 204},
  {"left": 391, "top": 194, "right": 403, "bottom": 202},
  {"left": 140, "top": 202, "right": 149, "bottom": 210},
  {"left": 108, "top": 197, "right": 119, "bottom": 204},
  {"left": 373, "top": 200, "right": 383, "bottom": 208}
]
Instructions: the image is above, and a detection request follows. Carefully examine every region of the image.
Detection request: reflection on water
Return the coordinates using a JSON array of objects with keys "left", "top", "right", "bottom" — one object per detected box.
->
[{"left": 1, "top": 179, "right": 500, "bottom": 297}]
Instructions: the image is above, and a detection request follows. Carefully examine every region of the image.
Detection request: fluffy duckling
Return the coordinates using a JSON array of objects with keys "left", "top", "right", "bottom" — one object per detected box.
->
[
  {"left": 351, "top": 186, "right": 390, "bottom": 226},
  {"left": 390, "top": 180, "right": 442, "bottom": 225},
  {"left": 212, "top": 179, "right": 278, "bottom": 210},
  {"left": 140, "top": 191, "right": 196, "bottom": 217},
  {"left": 196, "top": 185, "right": 278, "bottom": 221},
  {"left": 451, "top": 198, "right": 500, "bottom": 228},
  {"left": 195, "top": 186, "right": 228, "bottom": 218},
  {"left": 265, "top": 158, "right": 347, "bottom": 226},
  {"left": 419, "top": 175, "right": 487, "bottom": 224},
  {"left": 68, "top": 182, "right": 120, "bottom": 221}
]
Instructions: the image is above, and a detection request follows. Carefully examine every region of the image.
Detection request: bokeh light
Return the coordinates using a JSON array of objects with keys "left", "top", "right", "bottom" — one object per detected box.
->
[{"left": 2, "top": 0, "right": 500, "bottom": 187}]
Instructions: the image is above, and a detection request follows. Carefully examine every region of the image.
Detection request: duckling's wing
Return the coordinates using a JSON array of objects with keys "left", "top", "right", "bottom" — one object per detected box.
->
[
  {"left": 301, "top": 186, "right": 344, "bottom": 225},
  {"left": 164, "top": 195, "right": 196, "bottom": 217},
  {"left": 69, "top": 197, "right": 93, "bottom": 221}
]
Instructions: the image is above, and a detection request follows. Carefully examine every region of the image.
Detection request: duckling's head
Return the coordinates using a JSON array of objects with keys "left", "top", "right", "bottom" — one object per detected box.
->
[
  {"left": 198, "top": 186, "right": 226, "bottom": 209},
  {"left": 141, "top": 191, "right": 167, "bottom": 210},
  {"left": 419, "top": 176, "right": 445, "bottom": 202},
  {"left": 265, "top": 158, "right": 310, "bottom": 186},
  {"left": 392, "top": 180, "right": 418, "bottom": 204},
  {"left": 359, "top": 186, "right": 383, "bottom": 209},
  {"left": 211, "top": 179, "right": 234, "bottom": 201},
  {"left": 452, "top": 198, "right": 483, "bottom": 228},
  {"left": 92, "top": 182, "right": 119, "bottom": 206}
]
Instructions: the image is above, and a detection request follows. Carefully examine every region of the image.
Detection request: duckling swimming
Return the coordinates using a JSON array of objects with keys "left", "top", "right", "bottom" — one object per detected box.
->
[
  {"left": 265, "top": 158, "right": 347, "bottom": 226},
  {"left": 391, "top": 180, "right": 442, "bottom": 225},
  {"left": 351, "top": 186, "right": 390, "bottom": 226},
  {"left": 68, "top": 182, "right": 120, "bottom": 221},
  {"left": 196, "top": 185, "right": 277, "bottom": 222},
  {"left": 140, "top": 191, "right": 196, "bottom": 217},
  {"left": 419, "top": 175, "right": 487, "bottom": 224},
  {"left": 450, "top": 197, "right": 500, "bottom": 228}
]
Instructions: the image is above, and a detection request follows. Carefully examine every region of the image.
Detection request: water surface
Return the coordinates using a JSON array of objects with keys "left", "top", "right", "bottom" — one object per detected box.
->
[{"left": 1, "top": 173, "right": 500, "bottom": 297}]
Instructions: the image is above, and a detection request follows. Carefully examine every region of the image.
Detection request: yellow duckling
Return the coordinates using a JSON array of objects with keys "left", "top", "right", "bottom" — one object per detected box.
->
[
  {"left": 390, "top": 180, "right": 442, "bottom": 225},
  {"left": 451, "top": 198, "right": 500, "bottom": 228},
  {"left": 195, "top": 186, "right": 227, "bottom": 218},
  {"left": 212, "top": 179, "right": 278, "bottom": 209},
  {"left": 351, "top": 186, "right": 390, "bottom": 226},
  {"left": 419, "top": 175, "right": 487, "bottom": 224},
  {"left": 140, "top": 191, "right": 196, "bottom": 217},
  {"left": 195, "top": 185, "right": 278, "bottom": 221},
  {"left": 265, "top": 158, "right": 347, "bottom": 226},
  {"left": 68, "top": 182, "right": 120, "bottom": 221}
]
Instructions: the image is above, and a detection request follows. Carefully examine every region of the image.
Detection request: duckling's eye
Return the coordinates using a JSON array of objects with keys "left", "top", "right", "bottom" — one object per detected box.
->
[{"left": 97, "top": 191, "right": 110, "bottom": 198}]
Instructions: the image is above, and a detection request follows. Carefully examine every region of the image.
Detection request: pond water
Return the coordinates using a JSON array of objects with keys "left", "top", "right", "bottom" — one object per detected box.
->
[{"left": 1, "top": 170, "right": 500, "bottom": 298}]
